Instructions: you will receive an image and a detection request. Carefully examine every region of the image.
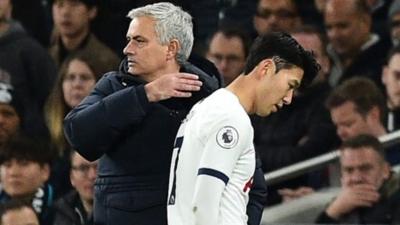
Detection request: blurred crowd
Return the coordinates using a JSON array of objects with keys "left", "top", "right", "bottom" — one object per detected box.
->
[{"left": 1, "top": 0, "right": 400, "bottom": 224}]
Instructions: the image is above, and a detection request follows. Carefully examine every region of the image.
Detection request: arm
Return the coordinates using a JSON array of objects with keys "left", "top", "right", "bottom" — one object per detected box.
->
[
  {"left": 64, "top": 72, "right": 203, "bottom": 161},
  {"left": 192, "top": 113, "right": 253, "bottom": 225}
]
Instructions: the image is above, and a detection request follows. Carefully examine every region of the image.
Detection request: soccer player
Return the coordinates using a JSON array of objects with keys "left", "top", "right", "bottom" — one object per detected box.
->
[{"left": 167, "top": 32, "right": 319, "bottom": 225}]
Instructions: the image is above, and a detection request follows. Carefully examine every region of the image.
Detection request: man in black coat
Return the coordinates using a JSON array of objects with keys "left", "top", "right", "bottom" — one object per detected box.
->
[{"left": 64, "top": 2, "right": 266, "bottom": 225}]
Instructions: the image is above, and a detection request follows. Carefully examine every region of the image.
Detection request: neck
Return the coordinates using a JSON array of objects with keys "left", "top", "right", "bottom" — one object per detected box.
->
[
  {"left": 61, "top": 29, "right": 89, "bottom": 51},
  {"left": 373, "top": 123, "right": 387, "bottom": 137},
  {"left": 82, "top": 198, "right": 93, "bottom": 215},
  {"left": 226, "top": 75, "right": 254, "bottom": 114},
  {"left": 141, "top": 61, "right": 181, "bottom": 82}
]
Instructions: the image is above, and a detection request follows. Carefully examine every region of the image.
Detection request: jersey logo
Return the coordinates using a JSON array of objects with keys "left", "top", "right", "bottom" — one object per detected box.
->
[{"left": 216, "top": 126, "right": 239, "bottom": 149}]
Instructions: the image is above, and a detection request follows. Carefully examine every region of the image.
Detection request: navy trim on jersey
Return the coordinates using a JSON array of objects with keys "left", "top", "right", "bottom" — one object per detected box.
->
[{"left": 198, "top": 168, "right": 229, "bottom": 185}]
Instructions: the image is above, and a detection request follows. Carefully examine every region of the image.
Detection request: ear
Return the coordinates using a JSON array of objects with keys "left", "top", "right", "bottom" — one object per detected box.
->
[
  {"left": 40, "top": 164, "right": 50, "bottom": 184},
  {"left": 166, "top": 39, "right": 180, "bottom": 61},
  {"left": 382, "top": 66, "right": 388, "bottom": 85},
  {"left": 366, "top": 105, "right": 381, "bottom": 123},
  {"left": 382, "top": 162, "right": 391, "bottom": 180},
  {"left": 252, "top": 59, "right": 275, "bottom": 80},
  {"left": 88, "top": 6, "right": 98, "bottom": 20}
]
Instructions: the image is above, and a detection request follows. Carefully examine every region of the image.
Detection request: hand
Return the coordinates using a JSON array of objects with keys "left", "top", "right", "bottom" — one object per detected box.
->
[
  {"left": 278, "top": 186, "right": 315, "bottom": 202},
  {"left": 326, "top": 184, "right": 380, "bottom": 219},
  {"left": 144, "top": 73, "right": 203, "bottom": 102}
]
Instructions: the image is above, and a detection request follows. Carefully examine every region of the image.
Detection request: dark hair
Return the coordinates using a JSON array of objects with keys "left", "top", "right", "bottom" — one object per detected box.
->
[
  {"left": 0, "top": 135, "right": 54, "bottom": 166},
  {"left": 353, "top": 0, "right": 371, "bottom": 15},
  {"left": 243, "top": 32, "right": 319, "bottom": 91},
  {"left": 207, "top": 25, "right": 252, "bottom": 58},
  {"left": 325, "top": 77, "right": 386, "bottom": 122},
  {"left": 340, "top": 134, "right": 385, "bottom": 160},
  {"left": 51, "top": 0, "right": 97, "bottom": 8},
  {"left": 0, "top": 199, "right": 37, "bottom": 224},
  {"left": 386, "top": 44, "right": 400, "bottom": 65}
]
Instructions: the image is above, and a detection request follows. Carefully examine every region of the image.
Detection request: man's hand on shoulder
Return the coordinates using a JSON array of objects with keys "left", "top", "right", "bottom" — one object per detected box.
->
[
  {"left": 145, "top": 73, "right": 203, "bottom": 102},
  {"left": 326, "top": 184, "right": 380, "bottom": 219}
]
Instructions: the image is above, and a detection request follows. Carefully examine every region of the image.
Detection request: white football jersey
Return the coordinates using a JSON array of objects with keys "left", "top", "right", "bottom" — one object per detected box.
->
[{"left": 167, "top": 88, "right": 256, "bottom": 225}]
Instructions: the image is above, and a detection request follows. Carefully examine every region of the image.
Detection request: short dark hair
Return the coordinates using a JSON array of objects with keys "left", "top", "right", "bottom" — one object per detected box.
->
[
  {"left": 386, "top": 44, "right": 400, "bottom": 65},
  {"left": 51, "top": 0, "right": 97, "bottom": 8},
  {"left": 0, "top": 135, "right": 54, "bottom": 166},
  {"left": 0, "top": 199, "right": 37, "bottom": 224},
  {"left": 339, "top": 134, "right": 385, "bottom": 160},
  {"left": 325, "top": 77, "right": 386, "bottom": 122},
  {"left": 207, "top": 26, "right": 252, "bottom": 58},
  {"left": 353, "top": 0, "right": 371, "bottom": 15},
  {"left": 243, "top": 32, "right": 319, "bottom": 91}
]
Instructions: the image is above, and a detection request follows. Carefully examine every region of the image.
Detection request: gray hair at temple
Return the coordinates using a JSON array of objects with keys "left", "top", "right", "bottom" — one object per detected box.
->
[{"left": 127, "top": 2, "right": 194, "bottom": 65}]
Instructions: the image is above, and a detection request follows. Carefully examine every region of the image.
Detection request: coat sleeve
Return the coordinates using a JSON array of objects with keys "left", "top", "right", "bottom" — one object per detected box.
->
[
  {"left": 63, "top": 73, "right": 151, "bottom": 161},
  {"left": 246, "top": 156, "right": 267, "bottom": 225}
]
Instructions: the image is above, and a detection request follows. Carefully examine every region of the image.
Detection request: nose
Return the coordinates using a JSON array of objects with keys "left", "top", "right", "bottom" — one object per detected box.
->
[
  {"left": 337, "top": 126, "right": 349, "bottom": 141},
  {"left": 87, "top": 165, "right": 97, "bottom": 180},
  {"left": 123, "top": 41, "right": 135, "bottom": 56},
  {"left": 282, "top": 89, "right": 294, "bottom": 105},
  {"left": 348, "top": 170, "right": 364, "bottom": 184}
]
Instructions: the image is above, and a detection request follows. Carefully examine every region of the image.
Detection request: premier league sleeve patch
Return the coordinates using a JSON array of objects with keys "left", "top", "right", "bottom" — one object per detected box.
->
[{"left": 216, "top": 126, "right": 239, "bottom": 149}]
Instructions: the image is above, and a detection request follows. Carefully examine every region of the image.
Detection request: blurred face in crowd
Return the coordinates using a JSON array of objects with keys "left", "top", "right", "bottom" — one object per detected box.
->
[
  {"left": 383, "top": 53, "right": 400, "bottom": 109},
  {"left": 0, "top": 104, "right": 20, "bottom": 145},
  {"left": 253, "top": 60, "right": 303, "bottom": 116},
  {"left": 52, "top": 0, "right": 97, "bottom": 39},
  {"left": 292, "top": 32, "right": 330, "bottom": 83},
  {"left": 340, "top": 146, "right": 390, "bottom": 189},
  {"left": 324, "top": 0, "right": 371, "bottom": 58},
  {"left": 254, "top": 0, "right": 300, "bottom": 35},
  {"left": 390, "top": 13, "right": 400, "bottom": 46},
  {"left": 0, "top": 0, "right": 12, "bottom": 22},
  {"left": 123, "top": 16, "right": 172, "bottom": 81},
  {"left": 62, "top": 59, "right": 96, "bottom": 108},
  {"left": 206, "top": 32, "right": 246, "bottom": 85},
  {"left": 1, "top": 206, "right": 40, "bottom": 225},
  {"left": 0, "top": 159, "right": 49, "bottom": 197},
  {"left": 70, "top": 152, "right": 97, "bottom": 204},
  {"left": 330, "top": 101, "right": 376, "bottom": 141}
]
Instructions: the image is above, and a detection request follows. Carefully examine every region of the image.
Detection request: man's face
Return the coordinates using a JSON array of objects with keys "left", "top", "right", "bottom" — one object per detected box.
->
[
  {"left": 324, "top": 0, "right": 370, "bottom": 57},
  {"left": 0, "top": 0, "right": 11, "bottom": 22},
  {"left": 253, "top": 0, "right": 299, "bottom": 35},
  {"left": 62, "top": 59, "right": 96, "bottom": 108},
  {"left": 123, "top": 16, "right": 170, "bottom": 81},
  {"left": 0, "top": 104, "right": 20, "bottom": 145},
  {"left": 52, "top": 0, "right": 96, "bottom": 39},
  {"left": 383, "top": 54, "right": 400, "bottom": 109},
  {"left": 340, "top": 147, "right": 390, "bottom": 189},
  {"left": 0, "top": 159, "right": 49, "bottom": 197},
  {"left": 1, "top": 207, "right": 40, "bottom": 225},
  {"left": 206, "top": 32, "right": 246, "bottom": 85},
  {"left": 254, "top": 63, "right": 303, "bottom": 116},
  {"left": 292, "top": 33, "right": 330, "bottom": 82},
  {"left": 390, "top": 13, "right": 400, "bottom": 46},
  {"left": 330, "top": 101, "right": 373, "bottom": 141},
  {"left": 70, "top": 152, "right": 97, "bottom": 203}
]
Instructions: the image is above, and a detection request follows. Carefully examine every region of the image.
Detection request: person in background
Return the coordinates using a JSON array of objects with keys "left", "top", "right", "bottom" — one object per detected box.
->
[
  {"left": 206, "top": 26, "right": 251, "bottom": 86},
  {"left": 316, "top": 134, "right": 400, "bottom": 224},
  {"left": 52, "top": 150, "right": 97, "bottom": 225},
  {"left": 0, "top": 81, "right": 21, "bottom": 147},
  {"left": 0, "top": 199, "right": 40, "bottom": 225},
  {"left": 0, "top": 0, "right": 56, "bottom": 140},
  {"left": 253, "top": 0, "right": 302, "bottom": 35},
  {"left": 0, "top": 135, "right": 55, "bottom": 225},
  {"left": 49, "top": 0, "right": 120, "bottom": 69},
  {"left": 45, "top": 50, "right": 110, "bottom": 198}
]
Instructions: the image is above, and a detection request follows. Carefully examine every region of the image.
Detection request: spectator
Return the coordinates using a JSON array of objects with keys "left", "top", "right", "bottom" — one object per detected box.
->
[
  {"left": 316, "top": 134, "right": 400, "bottom": 224},
  {"left": 0, "top": 199, "right": 40, "bottom": 225},
  {"left": 0, "top": 81, "right": 21, "bottom": 147},
  {"left": 45, "top": 50, "right": 109, "bottom": 198},
  {"left": 383, "top": 45, "right": 400, "bottom": 132},
  {"left": 49, "top": 0, "right": 120, "bottom": 69},
  {"left": 52, "top": 150, "right": 97, "bottom": 225},
  {"left": 0, "top": 135, "right": 55, "bottom": 225},
  {"left": 324, "top": 0, "right": 390, "bottom": 88},
  {"left": 206, "top": 26, "right": 251, "bottom": 86},
  {"left": 0, "top": 0, "right": 56, "bottom": 140},
  {"left": 326, "top": 77, "right": 400, "bottom": 165},
  {"left": 253, "top": 0, "right": 301, "bottom": 35}
]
